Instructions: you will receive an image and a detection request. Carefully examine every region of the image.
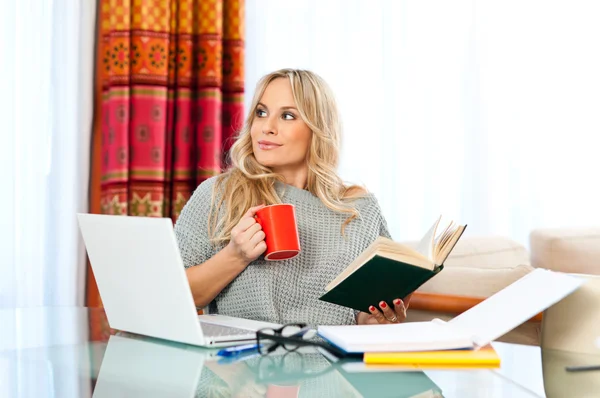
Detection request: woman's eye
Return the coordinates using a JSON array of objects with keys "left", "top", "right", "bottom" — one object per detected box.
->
[
  {"left": 255, "top": 109, "right": 267, "bottom": 117},
  {"left": 282, "top": 112, "right": 295, "bottom": 120}
]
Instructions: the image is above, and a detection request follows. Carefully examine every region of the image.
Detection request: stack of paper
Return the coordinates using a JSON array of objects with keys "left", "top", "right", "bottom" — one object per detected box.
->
[{"left": 318, "top": 269, "right": 584, "bottom": 367}]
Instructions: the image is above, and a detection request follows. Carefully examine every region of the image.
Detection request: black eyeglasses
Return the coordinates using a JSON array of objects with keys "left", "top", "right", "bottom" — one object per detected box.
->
[{"left": 255, "top": 323, "right": 348, "bottom": 358}]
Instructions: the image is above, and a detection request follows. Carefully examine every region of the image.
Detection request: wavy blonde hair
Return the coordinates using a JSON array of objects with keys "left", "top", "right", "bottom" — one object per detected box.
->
[{"left": 209, "top": 69, "right": 367, "bottom": 244}]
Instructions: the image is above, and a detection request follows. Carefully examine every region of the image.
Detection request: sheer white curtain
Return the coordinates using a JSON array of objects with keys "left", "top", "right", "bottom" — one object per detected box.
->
[
  {"left": 0, "top": 1, "right": 96, "bottom": 397},
  {"left": 246, "top": 0, "right": 600, "bottom": 245},
  {"left": 0, "top": 0, "right": 96, "bottom": 308}
]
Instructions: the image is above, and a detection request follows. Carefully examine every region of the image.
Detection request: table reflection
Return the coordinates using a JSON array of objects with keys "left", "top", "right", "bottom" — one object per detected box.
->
[
  {"left": 94, "top": 333, "right": 212, "bottom": 397},
  {"left": 94, "top": 333, "right": 446, "bottom": 398}
]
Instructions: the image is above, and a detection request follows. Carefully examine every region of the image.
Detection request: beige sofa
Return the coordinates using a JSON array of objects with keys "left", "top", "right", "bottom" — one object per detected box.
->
[{"left": 404, "top": 227, "right": 600, "bottom": 345}]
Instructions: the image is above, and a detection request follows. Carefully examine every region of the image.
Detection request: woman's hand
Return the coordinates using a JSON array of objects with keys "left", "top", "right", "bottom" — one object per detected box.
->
[
  {"left": 226, "top": 205, "right": 267, "bottom": 264},
  {"left": 356, "top": 294, "right": 413, "bottom": 325}
]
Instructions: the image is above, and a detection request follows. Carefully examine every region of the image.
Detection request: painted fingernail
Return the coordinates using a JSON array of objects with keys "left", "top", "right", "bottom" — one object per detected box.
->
[
  {"left": 394, "top": 299, "right": 401, "bottom": 306},
  {"left": 380, "top": 301, "right": 387, "bottom": 308},
  {"left": 369, "top": 306, "right": 376, "bottom": 312}
]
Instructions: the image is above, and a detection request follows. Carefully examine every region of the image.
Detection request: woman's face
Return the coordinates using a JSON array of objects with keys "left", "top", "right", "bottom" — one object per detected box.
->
[{"left": 250, "top": 78, "right": 312, "bottom": 175}]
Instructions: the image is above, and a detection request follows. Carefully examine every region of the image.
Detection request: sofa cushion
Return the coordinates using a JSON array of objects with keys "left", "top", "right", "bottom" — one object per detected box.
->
[
  {"left": 443, "top": 236, "right": 530, "bottom": 269},
  {"left": 530, "top": 228, "right": 600, "bottom": 275},
  {"left": 403, "top": 236, "right": 533, "bottom": 297},
  {"left": 416, "top": 264, "right": 534, "bottom": 297}
]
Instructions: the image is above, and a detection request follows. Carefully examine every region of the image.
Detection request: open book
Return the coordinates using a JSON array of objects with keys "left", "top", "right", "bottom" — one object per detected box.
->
[{"left": 319, "top": 216, "right": 467, "bottom": 313}]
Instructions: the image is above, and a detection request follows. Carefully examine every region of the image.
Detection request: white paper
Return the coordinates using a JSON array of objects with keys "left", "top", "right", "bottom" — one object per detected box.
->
[
  {"left": 449, "top": 268, "right": 584, "bottom": 347},
  {"left": 318, "top": 321, "right": 475, "bottom": 353}
]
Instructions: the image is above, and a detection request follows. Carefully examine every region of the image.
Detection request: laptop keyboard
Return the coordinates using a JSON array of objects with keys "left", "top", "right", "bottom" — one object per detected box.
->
[{"left": 200, "top": 322, "right": 255, "bottom": 338}]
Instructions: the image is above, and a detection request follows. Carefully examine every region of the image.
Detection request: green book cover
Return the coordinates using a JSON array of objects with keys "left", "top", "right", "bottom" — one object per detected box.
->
[{"left": 319, "top": 255, "right": 443, "bottom": 313}]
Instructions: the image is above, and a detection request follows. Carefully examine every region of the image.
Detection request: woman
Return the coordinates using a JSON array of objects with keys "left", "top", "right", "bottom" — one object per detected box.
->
[{"left": 174, "top": 68, "right": 411, "bottom": 326}]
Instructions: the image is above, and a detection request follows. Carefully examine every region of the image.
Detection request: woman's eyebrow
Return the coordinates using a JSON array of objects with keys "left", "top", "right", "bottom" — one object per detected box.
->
[{"left": 257, "top": 102, "right": 297, "bottom": 111}]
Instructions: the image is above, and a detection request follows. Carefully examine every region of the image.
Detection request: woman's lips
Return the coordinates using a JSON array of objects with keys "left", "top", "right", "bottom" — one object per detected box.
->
[{"left": 257, "top": 141, "right": 282, "bottom": 150}]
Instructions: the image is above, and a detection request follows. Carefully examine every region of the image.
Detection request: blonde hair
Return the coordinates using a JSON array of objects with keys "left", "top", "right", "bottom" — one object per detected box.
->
[{"left": 209, "top": 69, "right": 367, "bottom": 244}]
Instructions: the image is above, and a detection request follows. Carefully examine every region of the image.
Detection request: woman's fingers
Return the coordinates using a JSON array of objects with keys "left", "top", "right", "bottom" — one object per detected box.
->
[
  {"left": 366, "top": 298, "right": 410, "bottom": 325},
  {"left": 234, "top": 204, "right": 266, "bottom": 235},
  {"left": 236, "top": 216, "right": 258, "bottom": 234},
  {"left": 393, "top": 298, "right": 407, "bottom": 322},
  {"left": 242, "top": 204, "right": 265, "bottom": 218},
  {"left": 369, "top": 306, "right": 389, "bottom": 323},
  {"left": 248, "top": 228, "right": 266, "bottom": 247},
  {"left": 252, "top": 241, "right": 267, "bottom": 257},
  {"left": 378, "top": 301, "right": 398, "bottom": 322},
  {"left": 243, "top": 224, "right": 266, "bottom": 257},
  {"left": 368, "top": 305, "right": 388, "bottom": 324},
  {"left": 247, "top": 229, "right": 267, "bottom": 257},
  {"left": 244, "top": 223, "right": 262, "bottom": 240},
  {"left": 228, "top": 205, "right": 267, "bottom": 263},
  {"left": 233, "top": 222, "right": 261, "bottom": 245},
  {"left": 403, "top": 293, "right": 413, "bottom": 309}
]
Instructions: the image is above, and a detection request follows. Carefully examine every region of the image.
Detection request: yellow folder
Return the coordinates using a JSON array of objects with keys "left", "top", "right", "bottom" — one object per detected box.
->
[{"left": 363, "top": 344, "right": 501, "bottom": 368}]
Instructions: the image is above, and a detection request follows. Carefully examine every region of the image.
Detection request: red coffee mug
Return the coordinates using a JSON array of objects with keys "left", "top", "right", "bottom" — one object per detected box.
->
[{"left": 254, "top": 204, "right": 301, "bottom": 261}]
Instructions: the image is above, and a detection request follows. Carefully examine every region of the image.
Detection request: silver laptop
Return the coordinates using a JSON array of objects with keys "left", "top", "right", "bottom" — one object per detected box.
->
[{"left": 77, "top": 213, "right": 280, "bottom": 347}]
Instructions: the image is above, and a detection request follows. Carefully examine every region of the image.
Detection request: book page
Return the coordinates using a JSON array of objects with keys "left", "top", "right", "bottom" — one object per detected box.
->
[
  {"left": 449, "top": 269, "right": 584, "bottom": 347},
  {"left": 434, "top": 224, "right": 467, "bottom": 265},
  {"left": 433, "top": 222, "right": 454, "bottom": 258},
  {"left": 414, "top": 216, "right": 441, "bottom": 261},
  {"left": 373, "top": 239, "right": 431, "bottom": 265}
]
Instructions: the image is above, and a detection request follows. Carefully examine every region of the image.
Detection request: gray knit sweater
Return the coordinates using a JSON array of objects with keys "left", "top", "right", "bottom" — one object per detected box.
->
[{"left": 174, "top": 176, "right": 391, "bottom": 326}]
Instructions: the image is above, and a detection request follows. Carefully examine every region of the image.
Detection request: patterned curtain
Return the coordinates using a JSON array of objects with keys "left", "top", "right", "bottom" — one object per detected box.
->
[
  {"left": 99, "top": 0, "right": 244, "bottom": 221},
  {"left": 87, "top": 0, "right": 244, "bottom": 317}
]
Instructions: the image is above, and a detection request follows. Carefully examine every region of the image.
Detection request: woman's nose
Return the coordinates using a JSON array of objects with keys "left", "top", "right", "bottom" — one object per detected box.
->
[{"left": 262, "top": 116, "right": 277, "bottom": 135}]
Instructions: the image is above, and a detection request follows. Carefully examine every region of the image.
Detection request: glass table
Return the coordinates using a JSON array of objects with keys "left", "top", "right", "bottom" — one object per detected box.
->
[{"left": 0, "top": 307, "right": 598, "bottom": 397}]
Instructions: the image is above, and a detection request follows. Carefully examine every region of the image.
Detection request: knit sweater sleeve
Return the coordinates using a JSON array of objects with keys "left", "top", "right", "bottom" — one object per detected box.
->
[
  {"left": 173, "top": 177, "right": 218, "bottom": 269},
  {"left": 378, "top": 204, "right": 392, "bottom": 240},
  {"left": 362, "top": 194, "right": 392, "bottom": 240}
]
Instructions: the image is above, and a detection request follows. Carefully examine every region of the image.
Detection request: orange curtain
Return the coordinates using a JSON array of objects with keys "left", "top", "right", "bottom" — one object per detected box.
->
[{"left": 88, "top": 0, "right": 245, "bottom": 309}]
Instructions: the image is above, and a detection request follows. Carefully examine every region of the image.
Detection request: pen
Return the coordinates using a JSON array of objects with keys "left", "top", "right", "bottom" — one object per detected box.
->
[
  {"left": 217, "top": 343, "right": 262, "bottom": 357},
  {"left": 565, "top": 364, "right": 600, "bottom": 372}
]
